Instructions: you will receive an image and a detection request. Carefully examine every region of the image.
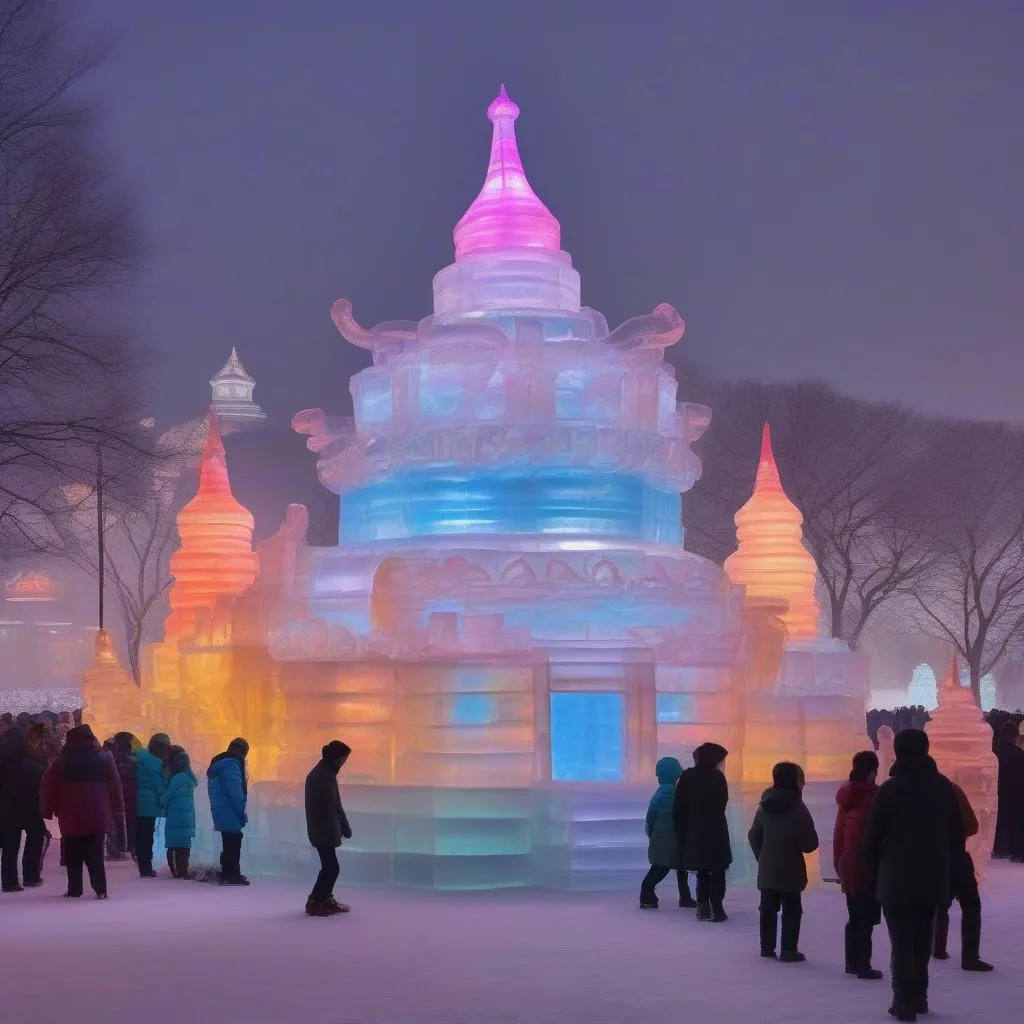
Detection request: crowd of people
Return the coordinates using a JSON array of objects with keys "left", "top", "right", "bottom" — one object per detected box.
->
[
  {"left": 642, "top": 731, "right": 995, "bottom": 1022},
  {"left": 0, "top": 717, "right": 355, "bottom": 918}
]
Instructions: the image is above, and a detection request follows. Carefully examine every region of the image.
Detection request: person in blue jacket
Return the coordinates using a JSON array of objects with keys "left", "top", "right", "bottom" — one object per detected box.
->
[
  {"left": 135, "top": 733, "right": 170, "bottom": 878},
  {"left": 208, "top": 737, "right": 249, "bottom": 885},
  {"left": 640, "top": 756, "right": 696, "bottom": 909},
  {"left": 159, "top": 747, "right": 197, "bottom": 879}
]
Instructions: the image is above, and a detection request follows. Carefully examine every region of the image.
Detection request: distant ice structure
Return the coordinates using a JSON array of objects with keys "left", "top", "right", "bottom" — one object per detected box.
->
[
  {"left": 907, "top": 663, "right": 938, "bottom": 710},
  {"left": 93, "top": 88, "right": 879, "bottom": 890}
]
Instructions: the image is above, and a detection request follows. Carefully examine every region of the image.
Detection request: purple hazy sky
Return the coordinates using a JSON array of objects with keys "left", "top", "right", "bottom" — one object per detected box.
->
[{"left": 75, "top": 0, "right": 1024, "bottom": 428}]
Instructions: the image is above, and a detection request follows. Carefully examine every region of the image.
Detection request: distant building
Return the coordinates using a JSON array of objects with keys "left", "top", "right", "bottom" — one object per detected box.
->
[{"left": 209, "top": 348, "right": 267, "bottom": 434}]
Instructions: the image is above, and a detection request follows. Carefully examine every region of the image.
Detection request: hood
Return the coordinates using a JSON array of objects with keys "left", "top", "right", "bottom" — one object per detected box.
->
[
  {"left": 694, "top": 742, "right": 728, "bottom": 769},
  {"left": 889, "top": 754, "right": 938, "bottom": 778},
  {"left": 148, "top": 733, "right": 170, "bottom": 757},
  {"left": 836, "top": 780, "right": 877, "bottom": 811},
  {"left": 64, "top": 725, "right": 100, "bottom": 753},
  {"left": 759, "top": 787, "right": 802, "bottom": 815},
  {"left": 207, "top": 751, "right": 239, "bottom": 776},
  {"left": 656, "top": 756, "right": 683, "bottom": 785},
  {"left": 170, "top": 751, "right": 191, "bottom": 774}
]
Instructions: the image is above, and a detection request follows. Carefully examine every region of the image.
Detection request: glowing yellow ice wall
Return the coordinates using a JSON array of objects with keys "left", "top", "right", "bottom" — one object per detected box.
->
[{"left": 926, "top": 658, "right": 998, "bottom": 883}]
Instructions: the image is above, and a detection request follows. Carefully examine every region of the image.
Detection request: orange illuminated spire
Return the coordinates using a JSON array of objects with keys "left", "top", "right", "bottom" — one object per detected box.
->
[
  {"left": 724, "top": 423, "right": 820, "bottom": 641},
  {"left": 164, "top": 411, "right": 259, "bottom": 643}
]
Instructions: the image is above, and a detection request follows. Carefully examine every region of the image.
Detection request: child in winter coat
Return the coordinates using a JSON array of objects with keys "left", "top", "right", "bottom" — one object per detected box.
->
[
  {"left": 748, "top": 761, "right": 819, "bottom": 962},
  {"left": 159, "top": 747, "right": 197, "bottom": 879},
  {"left": 834, "top": 751, "right": 883, "bottom": 979},
  {"left": 640, "top": 756, "right": 696, "bottom": 909}
]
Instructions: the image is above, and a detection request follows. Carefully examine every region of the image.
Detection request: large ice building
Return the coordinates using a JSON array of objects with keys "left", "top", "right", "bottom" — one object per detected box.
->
[{"left": 96, "top": 88, "right": 871, "bottom": 890}]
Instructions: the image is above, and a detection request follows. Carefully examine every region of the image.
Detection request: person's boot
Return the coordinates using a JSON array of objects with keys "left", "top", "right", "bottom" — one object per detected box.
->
[
  {"left": 759, "top": 909, "right": 778, "bottom": 958},
  {"left": 932, "top": 907, "right": 949, "bottom": 959},
  {"left": 696, "top": 900, "right": 712, "bottom": 921},
  {"left": 177, "top": 849, "right": 192, "bottom": 880},
  {"left": 305, "top": 897, "right": 331, "bottom": 917},
  {"left": 166, "top": 850, "right": 178, "bottom": 878},
  {"left": 678, "top": 874, "right": 697, "bottom": 908},
  {"left": 960, "top": 906, "right": 994, "bottom": 971},
  {"left": 779, "top": 903, "right": 805, "bottom": 962},
  {"left": 325, "top": 896, "right": 350, "bottom": 914},
  {"left": 639, "top": 885, "right": 658, "bottom": 910},
  {"left": 710, "top": 902, "right": 728, "bottom": 923}
]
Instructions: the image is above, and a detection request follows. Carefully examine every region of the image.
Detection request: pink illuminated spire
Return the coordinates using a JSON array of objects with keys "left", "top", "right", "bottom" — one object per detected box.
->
[{"left": 453, "top": 85, "right": 562, "bottom": 260}]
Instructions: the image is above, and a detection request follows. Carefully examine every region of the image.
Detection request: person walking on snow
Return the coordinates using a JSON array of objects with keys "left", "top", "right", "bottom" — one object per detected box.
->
[
  {"left": 862, "top": 728, "right": 964, "bottom": 1022},
  {"left": 932, "top": 780, "right": 993, "bottom": 972},
  {"left": 304, "top": 740, "right": 352, "bottom": 916},
  {"left": 160, "top": 747, "right": 197, "bottom": 879},
  {"left": 673, "top": 741, "right": 732, "bottom": 921},
  {"left": 833, "top": 750, "right": 883, "bottom": 980},
  {"left": 40, "top": 725, "right": 125, "bottom": 899},
  {"left": 135, "top": 733, "right": 169, "bottom": 877},
  {"left": 208, "top": 737, "right": 249, "bottom": 885},
  {"left": 640, "top": 756, "right": 696, "bottom": 910},
  {"left": 748, "top": 761, "right": 819, "bottom": 962}
]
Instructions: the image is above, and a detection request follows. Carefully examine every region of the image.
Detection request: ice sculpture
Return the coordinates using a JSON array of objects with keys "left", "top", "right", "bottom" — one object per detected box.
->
[
  {"left": 907, "top": 663, "right": 938, "bottom": 710},
  {"left": 209, "top": 347, "right": 267, "bottom": 433},
  {"left": 123, "top": 88, "right": 883, "bottom": 889},
  {"left": 724, "top": 424, "right": 819, "bottom": 641},
  {"left": 926, "top": 658, "right": 998, "bottom": 883},
  {"left": 80, "top": 629, "right": 140, "bottom": 741},
  {"left": 725, "top": 425, "right": 869, "bottom": 784}
]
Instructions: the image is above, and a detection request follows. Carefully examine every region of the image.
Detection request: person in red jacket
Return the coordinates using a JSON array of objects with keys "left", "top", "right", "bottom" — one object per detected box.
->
[
  {"left": 833, "top": 750, "right": 883, "bottom": 980},
  {"left": 933, "top": 782, "right": 993, "bottom": 972},
  {"left": 40, "top": 725, "right": 125, "bottom": 899}
]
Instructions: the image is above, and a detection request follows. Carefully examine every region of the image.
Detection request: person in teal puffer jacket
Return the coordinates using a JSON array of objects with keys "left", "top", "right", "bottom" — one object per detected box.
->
[
  {"left": 159, "top": 747, "right": 197, "bottom": 879},
  {"left": 135, "top": 733, "right": 170, "bottom": 878},
  {"left": 640, "top": 756, "right": 696, "bottom": 909},
  {"left": 207, "top": 737, "right": 249, "bottom": 886}
]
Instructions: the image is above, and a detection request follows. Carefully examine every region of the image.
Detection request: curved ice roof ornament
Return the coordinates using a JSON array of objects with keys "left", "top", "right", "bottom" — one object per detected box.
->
[{"left": 453, "top": 85, "right": 561, "bottom": 260}]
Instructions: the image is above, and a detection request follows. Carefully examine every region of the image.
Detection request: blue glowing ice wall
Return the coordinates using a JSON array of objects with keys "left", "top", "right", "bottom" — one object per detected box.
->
[{"left": 283, "top": 88, "right": 752, "bottom": 889}]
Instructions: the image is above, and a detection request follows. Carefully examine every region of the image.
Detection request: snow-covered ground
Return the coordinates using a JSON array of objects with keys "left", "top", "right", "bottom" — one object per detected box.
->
[{"left": 3, "top": 859, "right": 1020, "bottom": 1024}]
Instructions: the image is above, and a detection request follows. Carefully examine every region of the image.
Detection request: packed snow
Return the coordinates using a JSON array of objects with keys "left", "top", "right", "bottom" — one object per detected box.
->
[{"left": 3, "top": 860, "right": 1020, "bottom": 1023}]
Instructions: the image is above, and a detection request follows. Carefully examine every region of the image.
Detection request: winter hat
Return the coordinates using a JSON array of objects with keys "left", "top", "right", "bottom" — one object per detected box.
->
[
  {"left": 695, "top": 742, "right": 728, "bottom": 768},
  {"left": 323, "top": 740, "right": 352, "bottom": 762},
  {"left": 65, "top": 724, "right": 99, "bottom": 750},
  {"left": 893, "top": 728, "right": 929, "bottom": 761},
  {"left": 655, "top": 756, "right": 683, "bottom": 784},
  {"left": 771, "top": 761, "right": 803, "bottom": 792}
]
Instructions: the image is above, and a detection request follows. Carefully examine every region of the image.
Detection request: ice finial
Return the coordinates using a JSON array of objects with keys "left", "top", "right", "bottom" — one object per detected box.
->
[
  {"left": 197, "top": 409, "right": 231, "bottom": 497},
  {"left": 754, "top": 423, "right": 785, "bottom": 494},
  {"left": 453, "top": 86, "right": 562, "bottom": 260}
]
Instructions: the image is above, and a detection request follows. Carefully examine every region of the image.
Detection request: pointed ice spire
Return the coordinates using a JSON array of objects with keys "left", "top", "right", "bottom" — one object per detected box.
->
[
  {"left": 453, "top": 85, "right": 562, "bottom": 260},
  {"left": 212, "top": 347, "right": 254, "bottom": 383},
  {"left": 197, "top": 409, "right": 232, "bottom": 497},
  {"left": 754, "top": 423, "right": 785, "bottom": 494}
]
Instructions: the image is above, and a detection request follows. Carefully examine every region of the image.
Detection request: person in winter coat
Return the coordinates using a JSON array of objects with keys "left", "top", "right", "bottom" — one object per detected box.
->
[
  {"left": 110, "top": 733, "right": 138, "bottom": 859},
  {"left": 40, "top": 725, "right": 125, "bottom": 899},
  {"left": 994, "top": 720, "right": 1024, "bottom": 862},
  {"left": 748, "top": 762, "right": 819, "bottom": 962},
  {"left": 208, "top": 737, "right": 249, "bottom": 885},
  {"left": 640, "top": 756, "right": 695, "bottom": 910},
  {"left": 833, "top": 750, "right": 882, "bottom": 979},
  {"left": 304, "top": 740, "right": 352, "bottom": 916},
  {"left": 933, "top": 781, "right": 993, "bottom": 972},
  {"left": 862, "top": 728, "right": 964, "bottom": 1022},
  {"left": 673, "top": 741, "right": 731, "bottom": 921},
  {"left": 0, "top": 726, "right": 47, "bottom": 891},
  {"left": 159, "top": 747, "right": 197, "bottom": 879},
  {"left": 135, "top": 733, "right": 170, "bottom": 878}
]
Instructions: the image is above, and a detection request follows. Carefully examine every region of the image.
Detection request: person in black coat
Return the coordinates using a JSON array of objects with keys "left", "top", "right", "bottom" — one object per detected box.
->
[
  {"left": 0, "top": 726, "right": 47, "bottom": 891},
  {"left": 304, "top": 740, "right": 352, "bottom": 917},
  {"left": 861, "top": 729, "right": 964, "bottom": 1022},
  {"left": 673, "top": 741, "right": 731, "bottom": 921},
  {"left": 994, "top": 720, "right": 1024, "bottom": 861}
]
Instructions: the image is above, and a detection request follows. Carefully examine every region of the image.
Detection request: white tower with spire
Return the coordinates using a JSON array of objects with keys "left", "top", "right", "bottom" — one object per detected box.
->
[{"left": 209, "top": 348, "right": 267, "bottom": 433}]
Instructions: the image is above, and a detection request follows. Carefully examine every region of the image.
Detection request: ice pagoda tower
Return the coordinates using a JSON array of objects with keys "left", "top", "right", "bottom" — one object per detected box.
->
[
  {"left": 210, "top": 348, "right": 266, "bottom": 433},
  {"left": 279, "top": 86, "right": 759, "bottom": 888}
]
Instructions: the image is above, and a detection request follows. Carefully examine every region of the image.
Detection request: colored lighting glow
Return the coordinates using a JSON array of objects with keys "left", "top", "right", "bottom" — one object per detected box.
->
[
  {"left": 550, "top": 692, "right": 625, "bottom": 782},
  {"left": 926, "top": 659, "right": 998, "bottom": 881},
  {"left": 453, "top": 85, "right": 562, "bottom": 259},
  {"left": 164, "top": 412, "right": 259, "bottom": 643},
  {"left": 724, "top": 424, "right": 820, "bottom": 640}
]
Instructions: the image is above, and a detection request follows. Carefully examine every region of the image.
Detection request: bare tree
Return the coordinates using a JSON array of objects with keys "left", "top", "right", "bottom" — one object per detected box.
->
[
  {"left": 0, "top": 0, "right": 147, "bottom": 556},
  {"left": 686, "top": 379, "right": 935, "bottom": 649},
  {"left": 58, "top": 471, "right": 178, "bottom": 684},
  {"left": 912, "top": 421, "right": 1024, "bottom": 702}
]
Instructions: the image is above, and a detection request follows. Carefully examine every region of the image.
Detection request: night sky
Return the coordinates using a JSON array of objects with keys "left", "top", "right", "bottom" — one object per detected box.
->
[{"left": 75, "top": 1, "right": 1024, "bottom": 429}]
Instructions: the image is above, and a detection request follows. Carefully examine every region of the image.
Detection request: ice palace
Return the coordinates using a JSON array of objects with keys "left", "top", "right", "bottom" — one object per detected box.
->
[{"left": 80, "top": 88, "right": 995, "bottom": 890}]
